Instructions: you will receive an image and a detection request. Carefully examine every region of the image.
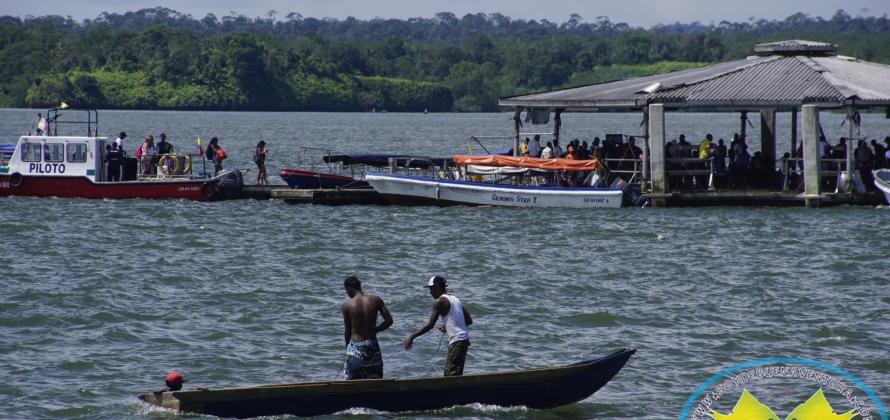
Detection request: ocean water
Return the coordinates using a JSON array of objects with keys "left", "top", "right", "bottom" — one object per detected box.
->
[{"left": 1, "top": 109, "right": 888, "bottom": 419}]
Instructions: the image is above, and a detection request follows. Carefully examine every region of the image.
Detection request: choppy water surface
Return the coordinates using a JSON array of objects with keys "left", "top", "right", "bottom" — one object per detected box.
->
[{"left": 1, "top": 109, "right": 889, "bottom": 419}]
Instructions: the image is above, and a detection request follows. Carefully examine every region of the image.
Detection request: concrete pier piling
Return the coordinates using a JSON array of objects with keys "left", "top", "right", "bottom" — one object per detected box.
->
[
  {"left": 647, "top": 104, "right": 667, "bottom": 207},
  {"left": 802, "top": 105, "right": 821, "bottom": 208}
]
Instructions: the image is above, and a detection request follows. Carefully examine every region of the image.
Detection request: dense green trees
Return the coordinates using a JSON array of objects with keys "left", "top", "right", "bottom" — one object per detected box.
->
[{"left": 1, "top": 8, "right": 889, "bottom": 111}]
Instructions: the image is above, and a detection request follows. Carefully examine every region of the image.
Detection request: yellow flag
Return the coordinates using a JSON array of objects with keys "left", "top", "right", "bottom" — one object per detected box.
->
[{"left": 59, "top": 101, "right": 69, "bottom": 109}]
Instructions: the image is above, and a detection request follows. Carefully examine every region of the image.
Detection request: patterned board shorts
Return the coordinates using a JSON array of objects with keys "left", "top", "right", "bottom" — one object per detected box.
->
[
  {"left": 345, "top": 339, "right": 383, "bottom": 379},
  {"left": 444, "top": 340, "right": 470, "bottom": 376}
]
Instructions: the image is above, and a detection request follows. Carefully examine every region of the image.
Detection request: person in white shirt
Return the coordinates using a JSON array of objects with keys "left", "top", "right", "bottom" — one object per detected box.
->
[
  {"left": 403, "top": 276, "right": 473, "bottom": 376},
  {"left": 540, "top": 142, "right": 553, "bottom": 159},
  {"left": 819, "top": 137, "right": 831, "bottom": 158},
  {"left": 115, "top": 132, "right": 127, "bottom": 149}
]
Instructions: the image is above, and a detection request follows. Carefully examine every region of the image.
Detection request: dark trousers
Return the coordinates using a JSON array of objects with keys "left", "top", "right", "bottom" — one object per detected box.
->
[{"left": 444, "top": 340, "right": 470, "bottom": 376}]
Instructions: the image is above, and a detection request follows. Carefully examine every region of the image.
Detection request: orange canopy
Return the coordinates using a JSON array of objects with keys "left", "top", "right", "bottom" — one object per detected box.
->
[{"left": 453, "top": 155, "right": 601, "bottom": 171}]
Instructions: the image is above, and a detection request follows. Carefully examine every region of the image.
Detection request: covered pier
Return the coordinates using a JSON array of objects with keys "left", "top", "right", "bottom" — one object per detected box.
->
[{"left": 499, "top": 40, "right": 890, "bottom": 207}]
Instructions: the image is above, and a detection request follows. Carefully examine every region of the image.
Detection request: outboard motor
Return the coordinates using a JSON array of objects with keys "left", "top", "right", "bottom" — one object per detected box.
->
[
  {"left": 611, "top": 177, "right": 647, "bottom": 207},
  {"left": 216, "top": 170, "right": 244, "bottom": 199}
]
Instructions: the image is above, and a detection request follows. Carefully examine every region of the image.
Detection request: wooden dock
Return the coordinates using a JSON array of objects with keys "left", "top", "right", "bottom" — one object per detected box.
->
[
  {"left": 238, "top": 185, "right": 386, "bottom": 205},
  {"left": 239, "top": 185, "right": 881, "bottom": 207},
  {"left": 644, "top": 190, "right": 884, "bottom": 207}
]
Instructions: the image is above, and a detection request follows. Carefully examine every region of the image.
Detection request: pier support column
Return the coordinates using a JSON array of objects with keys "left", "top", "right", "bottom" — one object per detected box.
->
[
  {"left": 513, "top": 108, "right": 522, "bottom": 157},
  {"left": 802, "top": 105, "right": 821, "bottom": 207},
  {"left": 760, "top": 109, "right": 776, "bottom": 171},
  {"left": 844, "top": 107, "right": 856, "bottom": 193},
  {"left": 554, "top": 109, "right": 562, "bottom": 144},
  {"left": 791, "top": 109, "right": 798, "bottom": 157},
  {"left": 648, "top": 104, "right": 667, "bottom": 207},
  {"left": 641, "top": 108, "right": 649, "bottom": 191}
]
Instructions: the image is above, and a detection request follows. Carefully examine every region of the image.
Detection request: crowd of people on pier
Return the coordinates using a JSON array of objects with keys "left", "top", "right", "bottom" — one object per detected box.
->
[
  {"left": 516, "top": 134, "right": 643, "bottom": 164},
  {"left": 665, "top": 132, "right": 890, "bottom": 191},
  {"left": 511, "top": 130, "right": 890, "bottom": 191},
  {"left": 506, "top": 134, "right": 644, "bottom": 187}
]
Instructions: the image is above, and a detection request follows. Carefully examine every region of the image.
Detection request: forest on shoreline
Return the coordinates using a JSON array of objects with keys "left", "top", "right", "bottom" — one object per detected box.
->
[{"left": 2, "top": 8, "right": 889, "bottom": 112}]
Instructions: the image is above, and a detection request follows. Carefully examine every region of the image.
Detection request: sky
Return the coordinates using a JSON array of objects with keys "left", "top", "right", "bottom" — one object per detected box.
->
[{"left": 1, "top": 0, "right": 889, "bottom": 27}]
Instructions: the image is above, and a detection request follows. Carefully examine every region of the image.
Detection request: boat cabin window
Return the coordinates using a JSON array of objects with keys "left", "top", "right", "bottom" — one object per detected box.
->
[
  {"left": 66, "top": 143, "right": 88, "bottom": 163},
  {"left": 44, "top": 143, "right": 65, "bottom": 162},
  {"left": 21, "top": 142, "right": 42, "bottom": 162}
]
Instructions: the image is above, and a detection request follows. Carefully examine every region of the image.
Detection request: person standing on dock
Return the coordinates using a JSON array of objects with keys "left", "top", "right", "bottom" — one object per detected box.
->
[
  {"left": 540, "top": 142, "right": 553, "bottom": 159},
  {"left": 254, "top": 141, "right": 268, "bottom": 185},
  {"left": 206, "top": 137, "right": 227, "bottom": 176},
  {"left": 403, "top": 276, "right": 473, "bottom": 376},
  {"left": 341, "top": 276, "right": 393, "bottom": 380},
  {"left": 529, "top": 135, "right": 541, "bottom": 157},
  {"left": 552, "top": 139, "right": 563, "bottom": 158}
]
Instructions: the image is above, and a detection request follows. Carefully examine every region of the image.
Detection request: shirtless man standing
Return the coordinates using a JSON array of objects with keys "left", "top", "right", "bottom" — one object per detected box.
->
[{"left": 341, "top": 276, "right": 393, "bottom": 379}]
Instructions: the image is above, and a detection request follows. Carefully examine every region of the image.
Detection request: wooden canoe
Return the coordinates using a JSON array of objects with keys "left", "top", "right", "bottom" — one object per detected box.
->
[{"left": 138, "top": 348, "right": 635, "bottom": 418}]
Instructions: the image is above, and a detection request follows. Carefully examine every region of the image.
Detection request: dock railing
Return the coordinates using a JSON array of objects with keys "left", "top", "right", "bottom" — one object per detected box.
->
[
  {"left": 604, "top": 158, "right": 642, "bottom": 184},
  {"left": 782, "top": 158, "right": 848, "bottom": 192},
  {"left": 666, "top": 157, "right": 715, "bottom": 191}
]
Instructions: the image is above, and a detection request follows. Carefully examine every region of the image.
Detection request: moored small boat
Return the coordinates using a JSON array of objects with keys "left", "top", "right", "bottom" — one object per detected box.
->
[
  {"left": 280, "top": 168, "right": 371, "bottom": 189},
  {"left": 874, "top": 169, "right": 890, "bottom": 204},
  {"left": 367, "top": 174, "right": 624, "bottom": 208},
  {"left": 366, "top": 154, "right": 628, "bottom": 208},
  {"left": 138, "top": 348, "right": 635, "bottom": 418},
  {"left": 280, "top": 151, "right": 450, "bottom": 189}
]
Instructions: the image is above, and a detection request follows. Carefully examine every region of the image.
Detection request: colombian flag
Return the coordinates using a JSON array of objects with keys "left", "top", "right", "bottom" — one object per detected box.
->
[{"left": 196, "top": 137, "right": 204, "bottom": 157}]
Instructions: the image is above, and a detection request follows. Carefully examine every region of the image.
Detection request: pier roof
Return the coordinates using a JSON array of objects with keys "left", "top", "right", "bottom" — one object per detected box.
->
[{"left": 499, "top": 40, "right": 890, "bottom": 112}]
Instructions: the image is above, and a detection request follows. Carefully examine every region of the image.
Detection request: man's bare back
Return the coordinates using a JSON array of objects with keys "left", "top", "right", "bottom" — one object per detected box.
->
[{"left": 342, "top": 293, "right": 393, "bottom": 343}]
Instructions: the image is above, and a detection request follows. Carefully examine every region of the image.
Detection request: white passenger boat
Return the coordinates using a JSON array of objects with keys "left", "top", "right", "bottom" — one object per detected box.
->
[
  {"left": 874, "top": 169, "right": 890, "bottom": 205},
  {"left": 366, "top": 154, "right": 625, "bottom": 208}
]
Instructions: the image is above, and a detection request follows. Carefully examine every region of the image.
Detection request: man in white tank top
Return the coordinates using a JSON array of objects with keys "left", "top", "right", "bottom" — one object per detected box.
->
[{"left": 403, "top": 276, "right": 473, "bottom": 376}]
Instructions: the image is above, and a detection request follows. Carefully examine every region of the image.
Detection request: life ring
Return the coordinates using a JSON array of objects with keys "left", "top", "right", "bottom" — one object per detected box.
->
[
  {"left": 158, "top": 156, "right": 192, "bottom": 175},
  {"left": 158, "top": 156, "right": 182, "bottom": 175},
  {"left": 9, "top": 172, "right": 23, "bottom": 187},
  {"left": 158, "top": 156, "right": 173, "bottom": 175},
  {"left": 200, "top": 182, "right": 216, "bottom": 197},
  {"left": 180, "top": 155, "right": 192, "bottom": 174},
  {"left": 158, "top": 156, "right": 171, "bottom": 175}
]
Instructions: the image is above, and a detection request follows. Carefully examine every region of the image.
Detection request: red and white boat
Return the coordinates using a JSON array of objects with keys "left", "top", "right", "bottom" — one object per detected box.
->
[{"left": 0, "top": 108, "right": 242, "bottom": 201}]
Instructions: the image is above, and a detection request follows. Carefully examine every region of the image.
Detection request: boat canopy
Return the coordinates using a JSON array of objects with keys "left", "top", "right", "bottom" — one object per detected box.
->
[
  {"left": 323, "top": 154, "right": 450, "bottom": 169},
  {"left": 453, "top": 155, "right": 601, "bottom": 171}
]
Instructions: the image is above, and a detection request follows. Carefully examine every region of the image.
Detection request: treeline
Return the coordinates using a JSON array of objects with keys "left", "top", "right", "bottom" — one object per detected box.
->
[{"left": 2, "top": 8, "right": 889, "bottom": 111}]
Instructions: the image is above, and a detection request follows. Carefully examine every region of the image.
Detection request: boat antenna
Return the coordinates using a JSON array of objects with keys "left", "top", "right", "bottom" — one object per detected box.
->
[{"left": 426, "top": 329, "right": 447, "bottom": 372}]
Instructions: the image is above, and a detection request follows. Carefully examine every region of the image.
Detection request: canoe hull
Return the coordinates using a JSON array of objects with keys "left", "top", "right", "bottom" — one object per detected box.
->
[
  {"left": 139, "top": 349, "right": 635, "bottom": 418},
  {"left": 366, "top": 174, "right": 623, "bottom": 208}
]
